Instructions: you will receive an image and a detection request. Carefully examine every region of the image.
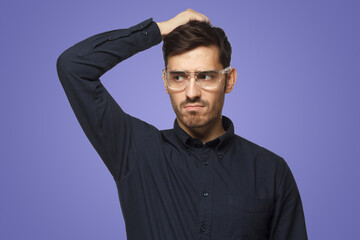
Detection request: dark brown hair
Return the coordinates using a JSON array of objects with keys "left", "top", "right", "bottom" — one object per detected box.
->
[{"left": 162, "top": 21, "right": 232, "bottom": 69}]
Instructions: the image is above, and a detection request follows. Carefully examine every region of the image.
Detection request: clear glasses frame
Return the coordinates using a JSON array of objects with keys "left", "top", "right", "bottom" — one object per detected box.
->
[{"left": 162, "top": 66, "right": 232, "bottom": 91}]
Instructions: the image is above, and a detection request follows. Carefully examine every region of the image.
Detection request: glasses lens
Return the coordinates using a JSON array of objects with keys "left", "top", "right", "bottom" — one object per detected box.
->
[
  {"left": 167, "top": 71, "right": 188, "bottom": 90},
  {"left": 197, "top": 71, "right": 220, "bottom": 89}
]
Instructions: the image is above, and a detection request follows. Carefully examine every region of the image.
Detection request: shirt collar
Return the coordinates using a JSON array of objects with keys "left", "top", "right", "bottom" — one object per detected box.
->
[{"left": 173, "top": 115, "right": 234, "bottom": 149}]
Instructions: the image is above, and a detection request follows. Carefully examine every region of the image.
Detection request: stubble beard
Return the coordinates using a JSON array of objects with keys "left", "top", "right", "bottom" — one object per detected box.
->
[{"left": 177, "top": 112, "right": 208, "bottom": 128}]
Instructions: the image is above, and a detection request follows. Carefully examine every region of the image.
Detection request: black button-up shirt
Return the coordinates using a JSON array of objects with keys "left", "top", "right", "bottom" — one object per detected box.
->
[{"left": 56, "top": 18, "right": 307, "bottom": 240}]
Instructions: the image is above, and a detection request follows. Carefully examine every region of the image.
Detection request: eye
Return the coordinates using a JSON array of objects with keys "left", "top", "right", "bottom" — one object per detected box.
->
[
  {"left": 174, "top": 75, "right": 185, "bottom": 81},
  {"left": 197, "top": 71, "right": 218, "bottom": 81},
  {"left": 169, "top": 72, "right": 187, "bottom": 82}
]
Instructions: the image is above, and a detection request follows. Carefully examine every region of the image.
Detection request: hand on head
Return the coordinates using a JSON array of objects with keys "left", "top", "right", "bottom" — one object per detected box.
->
[{"left": 156, "top": 9, "right": 210, "bottom": 36}]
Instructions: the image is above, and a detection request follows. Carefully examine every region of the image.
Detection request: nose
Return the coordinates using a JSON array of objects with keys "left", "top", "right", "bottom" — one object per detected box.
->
[{"left": 185, "top": 75, "right": 201, "bottom": 100}]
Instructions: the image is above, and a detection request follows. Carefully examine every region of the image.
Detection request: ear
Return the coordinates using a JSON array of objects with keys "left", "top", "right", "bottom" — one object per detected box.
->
[
  {"left": 225, "top": 67, "right": 237, "bottom": 94},
  {"left": 162, "top": 73, "right": 169, "bottom": 94}
]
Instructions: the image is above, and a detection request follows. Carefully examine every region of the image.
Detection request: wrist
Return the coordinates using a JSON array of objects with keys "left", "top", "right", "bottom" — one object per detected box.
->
[{"left": 156, "top": 22, "right": 167, "bottom": 36}]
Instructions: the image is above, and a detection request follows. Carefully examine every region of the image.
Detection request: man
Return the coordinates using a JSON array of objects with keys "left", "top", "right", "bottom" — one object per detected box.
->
[{"left": 57, "top": 9, "right": 307, "bottom": 240}]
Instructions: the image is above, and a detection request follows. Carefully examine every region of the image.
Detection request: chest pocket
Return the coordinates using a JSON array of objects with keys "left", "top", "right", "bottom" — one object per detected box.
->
[{"left": 226, "top": 194, "right": 274, "bottom": 240}]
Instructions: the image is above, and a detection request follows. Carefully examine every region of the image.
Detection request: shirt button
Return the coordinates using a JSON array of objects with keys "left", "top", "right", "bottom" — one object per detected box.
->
[
  {"left": 203, "top": 192, "right": 209, "bottom": 197},
  {"left": 218, "top": 152, "right": 223, "bottom": 159},
  {"left": 200, "top": 225, "right": 206, "bottom": 232},
  {"left": 142, "top": 30, "right": 148, "bottom": 35},
  {"left": 203, "top": 161, "right": 208, "bottom": 166}
]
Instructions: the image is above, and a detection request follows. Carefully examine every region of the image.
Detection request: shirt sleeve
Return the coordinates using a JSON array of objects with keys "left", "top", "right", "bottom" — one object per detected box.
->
[
  {"left": 269, "top": 159, "right": 308, "bottom": 240},
  {"left": 56, "top": 18, "right": 162, "bottom": 181}
]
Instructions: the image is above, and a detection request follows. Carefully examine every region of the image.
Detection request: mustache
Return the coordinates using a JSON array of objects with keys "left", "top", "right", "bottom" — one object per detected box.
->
[{"left": 180, "top": 97, "right": 208, "bottom": 108}]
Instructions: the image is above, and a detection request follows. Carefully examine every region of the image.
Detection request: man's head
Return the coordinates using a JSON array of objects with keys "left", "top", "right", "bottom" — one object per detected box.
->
[{"left": 161, "top": 21, "right": 237, "bottom": 134}]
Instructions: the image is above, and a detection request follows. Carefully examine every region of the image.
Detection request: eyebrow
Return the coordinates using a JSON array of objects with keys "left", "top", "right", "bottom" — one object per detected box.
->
[{"left": 168, "top": 71, "right": 187, "bottom": 73}]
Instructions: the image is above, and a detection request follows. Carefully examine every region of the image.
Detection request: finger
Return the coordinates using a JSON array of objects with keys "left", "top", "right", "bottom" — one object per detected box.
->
[
  {"left": 203, "top": 16, "right": 211, "bottom": 24},
  {"left": 195, "top": 12, "right": 211, "bottom": 24},
  {"left": 185, "top": 9, "right": 206, "bottom": 21}
]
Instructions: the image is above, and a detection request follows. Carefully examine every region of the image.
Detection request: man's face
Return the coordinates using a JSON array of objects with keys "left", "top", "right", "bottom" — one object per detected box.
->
[{"left": 163, "top": 45, "right": 235, "bottom": 130}]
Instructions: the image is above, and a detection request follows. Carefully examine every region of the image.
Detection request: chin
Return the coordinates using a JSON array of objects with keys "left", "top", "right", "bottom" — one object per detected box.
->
[{"left": 179, "top": 113, "right": 212, "bottom": 129}]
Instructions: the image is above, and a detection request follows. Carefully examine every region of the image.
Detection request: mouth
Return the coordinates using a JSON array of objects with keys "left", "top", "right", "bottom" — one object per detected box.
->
[{"left": 184, "top": 105, "right": 204, "bottom": 112}]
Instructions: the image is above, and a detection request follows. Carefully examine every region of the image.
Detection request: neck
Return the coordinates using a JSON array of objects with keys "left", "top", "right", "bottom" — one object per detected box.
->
[{"left": 177, "top": 116, "right": 225, "bottom": 144}]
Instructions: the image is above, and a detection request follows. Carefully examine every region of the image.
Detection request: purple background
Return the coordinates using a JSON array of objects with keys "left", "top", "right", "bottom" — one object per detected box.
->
[{"left": 1, "top": 0, "right": 359, "bottom": 239}]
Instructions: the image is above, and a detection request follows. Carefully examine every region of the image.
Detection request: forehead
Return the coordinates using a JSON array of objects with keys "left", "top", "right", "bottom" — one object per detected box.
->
[{"left": 167, "top": 45, "right": 222, "bottom": 70}]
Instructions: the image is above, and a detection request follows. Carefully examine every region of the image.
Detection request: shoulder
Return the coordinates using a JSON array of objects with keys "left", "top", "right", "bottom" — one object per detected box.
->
[
  {"left": 232, "top": 134, "right": 289, "bottom": 172},
  {"left": 231, "top": 134, "right": 295, "bottom": 195},
  {"left": 232, "top": 134, "right": 282, "bottom": 159}
]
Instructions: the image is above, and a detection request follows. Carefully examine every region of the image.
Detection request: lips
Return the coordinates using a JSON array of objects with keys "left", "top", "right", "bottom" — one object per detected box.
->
[{"left": 184, "top": 105, "right": 204, "bottom": 111}]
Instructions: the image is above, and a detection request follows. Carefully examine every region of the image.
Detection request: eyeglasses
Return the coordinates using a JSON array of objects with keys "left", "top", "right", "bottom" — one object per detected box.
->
[{"left": 162, "top": 66, "right": 231, "bottom": 91}]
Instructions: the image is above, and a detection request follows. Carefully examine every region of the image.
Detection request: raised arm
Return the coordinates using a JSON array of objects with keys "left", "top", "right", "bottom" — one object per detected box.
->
[
  {"left": 56, "top": 10, "right": 210, "bottom": 181},
  {"left": 56, "top": 18, "right": 162, "bottom": 180}
]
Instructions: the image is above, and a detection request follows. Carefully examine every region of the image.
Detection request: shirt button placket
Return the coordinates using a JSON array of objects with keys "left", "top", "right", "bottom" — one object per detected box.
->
[{"left": 198, "top": 145, "right": 212, "bottom": 239}]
